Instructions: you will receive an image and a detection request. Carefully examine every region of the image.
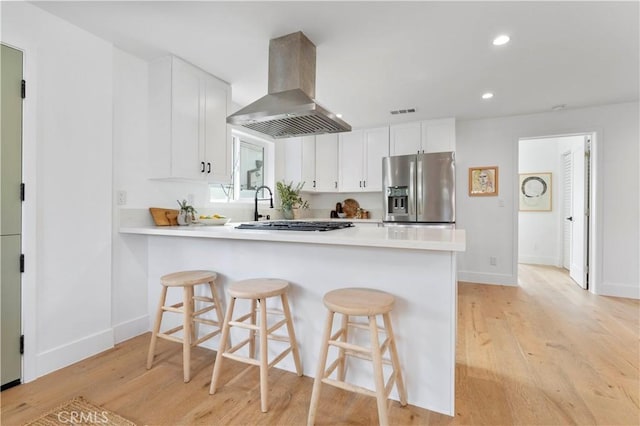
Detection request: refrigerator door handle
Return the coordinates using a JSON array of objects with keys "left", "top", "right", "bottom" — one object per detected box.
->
[
  {"left": 416, "top": 157, "right": 423, "bottom": 218},
  {"left": 409, "top": 159, "right": 416, "bottom": 217}
]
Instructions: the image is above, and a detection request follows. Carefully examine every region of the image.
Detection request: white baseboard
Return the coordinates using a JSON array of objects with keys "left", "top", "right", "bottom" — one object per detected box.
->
[
  {"left": 113, "top": 315, "right": 150, "bottom": 344},
  {"left": 458, "top": 271, "right": 517, "bottom": 286},
  {"left": 597, "top": 281, "right": 640, "bottom": 299},
  {"left": 36, "top": 328, "right": 114, "bottom": 378}
]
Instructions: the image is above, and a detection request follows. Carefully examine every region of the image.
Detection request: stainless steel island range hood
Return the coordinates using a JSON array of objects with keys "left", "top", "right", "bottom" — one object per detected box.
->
[{"left": 227, "top": 31, "right": 351, "bottom": 139}]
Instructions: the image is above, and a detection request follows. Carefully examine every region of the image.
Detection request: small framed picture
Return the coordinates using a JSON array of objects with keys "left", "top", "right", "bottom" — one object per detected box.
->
[
  {"left": 469, "top": 166, "right": 499, "bottom": 196},
  {"left": 519, "top": 172, "right": 552, "bottom": 211}
]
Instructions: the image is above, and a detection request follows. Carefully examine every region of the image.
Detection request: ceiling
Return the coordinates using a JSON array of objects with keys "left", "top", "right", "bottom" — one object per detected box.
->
[{"left": 31, "top": 1, "right": 639, "bottom": 130}]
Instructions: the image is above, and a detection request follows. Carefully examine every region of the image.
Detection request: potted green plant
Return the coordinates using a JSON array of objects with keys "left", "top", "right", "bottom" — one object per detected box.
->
[
  {"left": 177, "top": 199, "right": 197, "bottom": 225},
  {"left": 276, "top": 180, "right": 309, "bottom": 219}
]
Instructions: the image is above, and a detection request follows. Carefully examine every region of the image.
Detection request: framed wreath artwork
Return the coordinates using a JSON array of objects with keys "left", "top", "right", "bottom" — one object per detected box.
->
[
  {"left": 519, "top": 172, "right": 552, "bottom": 211},
  {"left": 469, "top": 166, "right": 498, "bottom": 196}
]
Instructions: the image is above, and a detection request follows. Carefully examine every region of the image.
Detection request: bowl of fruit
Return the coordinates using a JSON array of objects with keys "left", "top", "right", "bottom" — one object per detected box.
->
[{"left": 197, "top": 214, "right": 230, "bottom": 226}]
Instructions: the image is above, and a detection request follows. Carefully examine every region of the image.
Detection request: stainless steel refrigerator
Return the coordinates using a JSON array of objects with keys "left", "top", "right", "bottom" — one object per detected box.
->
[{"left": 382, "top": 152, "right": 455, "bottom": 224}]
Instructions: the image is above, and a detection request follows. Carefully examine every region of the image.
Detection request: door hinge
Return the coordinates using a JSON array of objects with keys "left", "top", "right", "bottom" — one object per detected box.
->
[
  {"left": 21, "top": 80, "right": 26, "bottom": 99},
  {"left": 20, "top": 183, "right": 25, "bottom": 201},
  {"left": 20, "top": 254, "right": 25, "bottom": 273},
  {"left": 20, "top": 335, "right": 24, "bottom": 354}
]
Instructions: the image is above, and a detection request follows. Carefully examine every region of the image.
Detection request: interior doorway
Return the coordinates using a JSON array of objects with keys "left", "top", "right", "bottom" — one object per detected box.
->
[{"left": 518, "top": 134, "right": 592, "bottom": 289}]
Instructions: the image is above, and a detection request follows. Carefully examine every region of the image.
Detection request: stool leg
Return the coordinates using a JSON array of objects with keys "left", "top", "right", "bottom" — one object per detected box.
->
[
  {"left": 183, "top": 286, "right": 193, "bottom": 382},
  {"left": 307, "top": 309, "right": 335, "bottom": 426},
  {"left": 146, "top": 286, "right": 168, "bottom": 370},
  {"left": 369, "top": 315, "right": 389, "bottom": 426},
  {"left": 189, "top": 286, "right": 197, "bottom": 347},
  {"left": 210, "top": 296, "right": 236, "bottom": 395},
  {"left": 249, "top": 299, "right": 257, "bottom": 359},
  {"left": 337, "top": 313, "right": 349, "bottom": 381},
  {"left": 383, "top": 313, "right": 407, "bottom": 406},
  {"left": 281, "top": 292, "right": 302, "bottom": 376},
  {"left": 258, "top": 298, "right": 269, "bottom": 412},
  {"left": 208, "top": 280, "right": 226, "bottom": 348}
]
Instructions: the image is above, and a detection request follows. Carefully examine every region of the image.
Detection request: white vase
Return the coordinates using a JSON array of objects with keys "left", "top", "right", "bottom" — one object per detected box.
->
[{"left": 177, "top": 210, "right": 190, "bottom": 225}]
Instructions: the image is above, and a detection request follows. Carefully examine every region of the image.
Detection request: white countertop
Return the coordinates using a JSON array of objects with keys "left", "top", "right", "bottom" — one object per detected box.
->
[{"left": 120, "top": 222, "right": 466, "bottom": 252}]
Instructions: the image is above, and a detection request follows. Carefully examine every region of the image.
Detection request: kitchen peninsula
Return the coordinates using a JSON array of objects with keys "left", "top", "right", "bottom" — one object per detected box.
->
[{"left": 120, "top": 221, "right": 465, "bottom": 416}]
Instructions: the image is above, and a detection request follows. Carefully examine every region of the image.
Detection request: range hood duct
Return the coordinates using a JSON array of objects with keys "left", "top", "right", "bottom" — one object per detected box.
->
[{"left": 227, "top": 31, "right": 351, "bottom": 139}]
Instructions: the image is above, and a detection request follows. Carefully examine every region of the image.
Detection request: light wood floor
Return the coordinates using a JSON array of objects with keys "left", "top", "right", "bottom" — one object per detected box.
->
[{"left": 2, "top": 264, "right": 638, "bottom": 425}]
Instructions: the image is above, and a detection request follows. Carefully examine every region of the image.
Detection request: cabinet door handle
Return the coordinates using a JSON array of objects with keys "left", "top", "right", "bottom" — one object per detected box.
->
[
  {"left": 363, "top": 180, "right": 367, "bottom": 188},
  {"left": 334, "top": 181, "right": 337, "bottom": 188},
  {"left": 200, "top": 161, "right": 205, "bottom": 173},
  {"left": 359, "top": 181, "right": 362, "bottom": 188},
  {"left": 313, "top": 180, "right": 316, "bottom": 188},
  {"left": 207, "top": 162, "right": 211, "bottom": 173}
]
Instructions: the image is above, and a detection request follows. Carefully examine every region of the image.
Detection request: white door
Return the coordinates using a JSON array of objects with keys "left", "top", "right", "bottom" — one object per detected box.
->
[
  {"left": 569, "top": 140, "right": 587, "bottom": 288},
  {"left": 562, "top": 151, "right": 572, "bottom": 270}
]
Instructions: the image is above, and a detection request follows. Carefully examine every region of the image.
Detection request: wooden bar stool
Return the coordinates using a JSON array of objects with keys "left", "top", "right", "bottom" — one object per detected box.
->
[
  {"left": 307, "top": 288, "right": 408, "bottom": 426},
  {"left": 209, "top": 278, "right": 303, "bottom": 413},
  {"left": 146, "top": 270, "right": 224, "bottom": 382}
]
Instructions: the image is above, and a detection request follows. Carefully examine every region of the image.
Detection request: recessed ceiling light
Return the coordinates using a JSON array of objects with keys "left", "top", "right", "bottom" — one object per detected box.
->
[
  {"left": 336, "top": 113, "right": 343, "bottom": 118},
  {"left": 493, "top": 35, "right": 510, "bottom": 46},
  {"left": 482, "top": 92, "right": 494, "bottom": 100}
]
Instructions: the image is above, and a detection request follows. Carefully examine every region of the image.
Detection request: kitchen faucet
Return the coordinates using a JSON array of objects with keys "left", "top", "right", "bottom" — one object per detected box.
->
[{"left": 254, "top": 185, "right": 273, "bottom": 221}]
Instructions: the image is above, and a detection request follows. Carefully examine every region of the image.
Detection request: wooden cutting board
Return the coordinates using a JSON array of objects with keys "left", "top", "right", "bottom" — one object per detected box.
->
[{"left": 149, "top": 208, "right": 179, "bottom": 226}]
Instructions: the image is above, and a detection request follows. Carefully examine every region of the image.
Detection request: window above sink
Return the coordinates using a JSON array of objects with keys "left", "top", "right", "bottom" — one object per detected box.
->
[{"left": 210, "top": 129, "right": 274, "bottom": 202}]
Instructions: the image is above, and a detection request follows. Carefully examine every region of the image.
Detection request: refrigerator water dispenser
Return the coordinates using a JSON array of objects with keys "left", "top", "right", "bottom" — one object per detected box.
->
[{"left": 387, "top": 186, "right": 409, "bottom": 214}]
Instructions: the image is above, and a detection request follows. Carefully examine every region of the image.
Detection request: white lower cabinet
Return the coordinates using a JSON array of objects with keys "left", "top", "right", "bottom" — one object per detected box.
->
[
  {"left": 149, "top": 56, "right": 231, "bottom": 183},
  {"left": 339, "top": 127, "right": 389, "bottom": 192}
]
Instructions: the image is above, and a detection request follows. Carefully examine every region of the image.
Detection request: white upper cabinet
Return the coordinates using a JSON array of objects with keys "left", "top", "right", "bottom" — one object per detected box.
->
[
  {"left": 314, "top": 134, "right": 339, "bottom": 191},
  {"left": 364, "top": 127, "right": 390, "bottom": 191},
  {"left": 389, "top": 122, "right": 421, "bottom": 156},
  {"left": 339, "top": 127, "right": 389, "bottom": 192},
  {"left": 389, "top": 118, "right": 455, "bottom": 155},
  {"left": 301, "top": 136, "right": 316, "bottom": 190},
  {"left": 421, "top": 118, "right": 456, "bottom": 153},
  {"left": 282, "top": 137, "right": 303, "bottom": 184},
  {"left": 149, "top": 56, "right": 231, "bottom": 183},
  {"left": 338, "top": 130, "right": 365, "bottom": 192}
]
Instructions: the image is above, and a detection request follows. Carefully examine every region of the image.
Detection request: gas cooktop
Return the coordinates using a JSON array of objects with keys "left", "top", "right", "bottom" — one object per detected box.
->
[{"left": 235, "top": 221, "right": 354, "bottom": 232}]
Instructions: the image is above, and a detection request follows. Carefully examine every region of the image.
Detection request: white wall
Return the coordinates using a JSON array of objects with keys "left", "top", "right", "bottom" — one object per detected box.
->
[
  {"left": 2, "top": 2, "right": 114, "bottom": 379},
  {"left": 518, "top": 135, "right": 583, "bottom": 266},
  {"left": 456, "top": 102, "right": 639, "bottom": 299},
  {"left": 112, "top": 49, "right": 151, "bottom": 342}
]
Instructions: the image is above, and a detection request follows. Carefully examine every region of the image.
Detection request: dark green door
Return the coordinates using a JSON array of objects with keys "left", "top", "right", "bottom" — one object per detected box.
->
[{"left": 1, "top": 44, "right": 23, "bottom": 390}]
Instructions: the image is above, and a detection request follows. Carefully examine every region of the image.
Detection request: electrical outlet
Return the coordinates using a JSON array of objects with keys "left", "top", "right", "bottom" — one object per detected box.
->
[
  {"left": 117, "top": 190, "right": 127, "bottom": 206},
  {"left": 489, "top": 256, "right": 497, "bottom": 266},
  {"left": 187, "top": 193, "right": 194, "bottom": 206}
]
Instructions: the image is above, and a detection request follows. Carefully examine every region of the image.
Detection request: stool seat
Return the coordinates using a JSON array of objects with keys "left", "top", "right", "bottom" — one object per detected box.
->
[
  {"left": 161, "top": 270, "right": 217, "bottom": 287},
  {"left": 228, "top": 278, "right": 289, "bottom": 299},
  {"left": 323, "top": 288, "right": 395, "bottom": 316}
]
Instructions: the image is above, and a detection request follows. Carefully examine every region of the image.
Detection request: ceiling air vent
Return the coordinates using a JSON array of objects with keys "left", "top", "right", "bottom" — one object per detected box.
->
[{"left": 390, "top": 108, "right": 416, "bottom": 115}]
